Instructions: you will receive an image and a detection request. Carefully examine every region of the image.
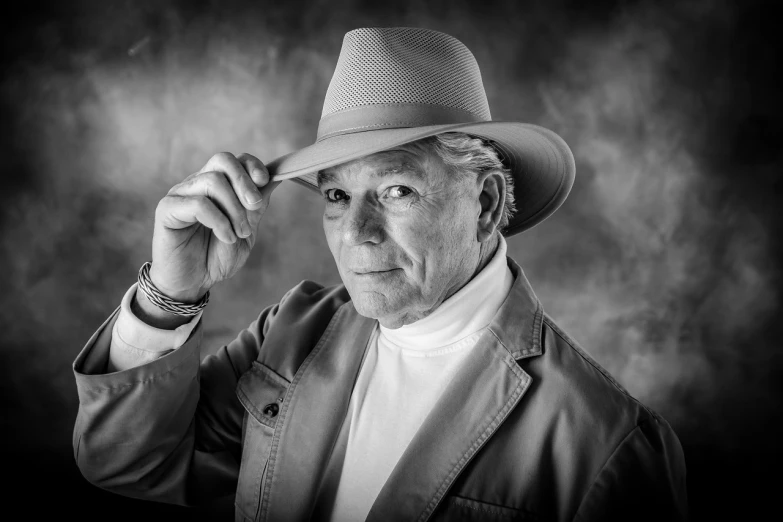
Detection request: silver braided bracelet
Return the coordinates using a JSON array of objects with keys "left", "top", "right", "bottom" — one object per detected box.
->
[{"left": 137, "top": 262, "right": 210, "bottom": 317}]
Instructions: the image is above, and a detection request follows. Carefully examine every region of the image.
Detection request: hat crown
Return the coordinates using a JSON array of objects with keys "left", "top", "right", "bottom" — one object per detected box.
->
[{"left": 322, "top": 28, "right": 491, "bottom": 121}]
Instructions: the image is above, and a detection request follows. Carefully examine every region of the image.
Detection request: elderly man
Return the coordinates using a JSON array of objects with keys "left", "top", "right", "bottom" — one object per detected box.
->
[{"left": 73, "top": 28, "right": 688, "bottom": 521}]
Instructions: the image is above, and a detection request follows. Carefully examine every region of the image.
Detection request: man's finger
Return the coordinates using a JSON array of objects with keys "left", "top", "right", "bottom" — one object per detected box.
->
[
  {"left": 246, "top": 180, "right": 281, "bottom": 229},
  {"left": 236, "top": 152, "right": 270, "bottom": 187},
  {"left": 157, "top": 195, "right": 237, "bottom": 244},
  {"left": 171, "top": 171, "right": 253, "bottom": 239},
  {"left": 201, "top": 152, "right": 264, "bottom": 210}
]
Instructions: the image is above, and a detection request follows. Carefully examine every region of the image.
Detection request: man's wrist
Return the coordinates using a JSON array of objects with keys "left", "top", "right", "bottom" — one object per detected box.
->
[
  {"left": 131, "top": 288, "right": 194, "bottom": 330},
  {"left": 149, "top": 264, "right": 208, "bottom": 304}
]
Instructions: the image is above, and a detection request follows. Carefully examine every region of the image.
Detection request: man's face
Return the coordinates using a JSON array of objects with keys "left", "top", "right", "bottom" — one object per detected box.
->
[{"left": 318, "top": 145, "right": 483, "bottom": 329}]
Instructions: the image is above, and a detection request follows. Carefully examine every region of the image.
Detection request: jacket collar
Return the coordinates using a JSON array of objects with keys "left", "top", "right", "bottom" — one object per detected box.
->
[
  {"left": 262, "top": 257, "right": 544, "bottom": 521},
  {"left": 488, "top": 257, "right": 544, "bottom": 360}
]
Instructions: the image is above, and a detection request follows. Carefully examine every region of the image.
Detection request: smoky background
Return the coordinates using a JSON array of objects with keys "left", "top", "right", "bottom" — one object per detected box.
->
[{"left": 1, "top": 0, "right": 780, "bottom": 520}]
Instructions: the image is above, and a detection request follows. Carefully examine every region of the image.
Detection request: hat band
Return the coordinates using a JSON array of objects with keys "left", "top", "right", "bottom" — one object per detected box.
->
[{"left": 316, "top": 103, "right": 488, "bottom": 142}]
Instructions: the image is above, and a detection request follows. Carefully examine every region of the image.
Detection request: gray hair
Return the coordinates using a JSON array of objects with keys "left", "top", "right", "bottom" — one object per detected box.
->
[{"left": 403, "top": 132, "right": 517, "bottom": 231}]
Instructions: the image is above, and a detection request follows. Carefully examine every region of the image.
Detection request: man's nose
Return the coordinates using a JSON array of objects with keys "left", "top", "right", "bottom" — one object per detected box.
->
[{"left": 343, "top": 196, "right": 383, "bottom": 246}]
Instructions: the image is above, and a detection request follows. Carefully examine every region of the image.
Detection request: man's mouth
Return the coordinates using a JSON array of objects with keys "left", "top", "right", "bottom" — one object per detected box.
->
[{"left": 351, "top": 268, "right": 399, "bottom": 275}]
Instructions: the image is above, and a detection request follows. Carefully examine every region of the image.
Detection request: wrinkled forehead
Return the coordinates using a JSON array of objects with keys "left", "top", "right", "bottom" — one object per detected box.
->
[{"left": 316, "top": 145, "right": 438, "bottom": 187}]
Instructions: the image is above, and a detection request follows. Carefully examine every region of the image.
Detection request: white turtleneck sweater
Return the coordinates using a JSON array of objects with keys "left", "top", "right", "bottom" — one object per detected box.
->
[{"left": 107, "top": 237, "right": 513, "bottom": 520}]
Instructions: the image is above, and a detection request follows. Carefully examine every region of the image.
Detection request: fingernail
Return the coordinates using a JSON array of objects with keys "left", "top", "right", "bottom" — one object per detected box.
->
[
  {"left": 246, "top": 192, "right": 262, "bottom": 206},
  {"left": 252, "top": 168, "right": 268, "bottom": 183},
  {"left": 240, "top": 221, "right": 251, "bottom": 237}
]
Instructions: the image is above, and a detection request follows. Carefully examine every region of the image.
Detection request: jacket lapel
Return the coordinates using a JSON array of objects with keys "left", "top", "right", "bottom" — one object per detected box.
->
[
  {"left": 260, "top": 302, "right": 376, "bottom": 522},
  {"left": 367, "top": 259, "right": 544, "bottom": 522}
]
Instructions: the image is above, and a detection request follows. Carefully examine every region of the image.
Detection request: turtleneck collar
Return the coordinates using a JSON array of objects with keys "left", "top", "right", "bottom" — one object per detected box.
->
[{"left": 379, "top": 235, "right": 514, "bottom": 351}]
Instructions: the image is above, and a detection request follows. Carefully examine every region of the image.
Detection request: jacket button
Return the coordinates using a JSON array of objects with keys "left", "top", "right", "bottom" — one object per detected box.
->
[{"left": 263, "top": 403, "right": 279, "bottom": 417}]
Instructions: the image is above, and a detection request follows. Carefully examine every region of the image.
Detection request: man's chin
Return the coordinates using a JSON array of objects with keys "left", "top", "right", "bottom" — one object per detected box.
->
[
  {"left": 347, "top": 289, "right": 403, "bottom": 323},
  {"left": 351, "top": 298, "right": 395, "bottom": 320}
]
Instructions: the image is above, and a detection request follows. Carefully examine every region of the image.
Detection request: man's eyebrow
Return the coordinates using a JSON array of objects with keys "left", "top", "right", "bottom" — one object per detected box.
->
[
  {"left": 376, "top": 163, "right": 424, "bottom": 179},
  {"left": 316, "top": 171, "right": 337, "bottom": 187}
]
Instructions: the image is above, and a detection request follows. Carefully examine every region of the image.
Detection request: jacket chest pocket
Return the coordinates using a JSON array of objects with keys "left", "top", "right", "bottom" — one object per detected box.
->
[{"left": 234, "top": 361, "right": 290, "bottom": 522}]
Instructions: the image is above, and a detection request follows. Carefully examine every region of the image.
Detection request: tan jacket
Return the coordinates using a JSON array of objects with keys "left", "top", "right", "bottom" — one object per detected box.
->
[{"left": 73, "top": 258, "right": 688, "bottom": 521}]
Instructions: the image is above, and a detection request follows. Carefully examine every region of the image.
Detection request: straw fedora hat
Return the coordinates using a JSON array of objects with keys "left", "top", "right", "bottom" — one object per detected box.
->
[{"left": 267, "top": 27, "right": 575, "bottom": 236}]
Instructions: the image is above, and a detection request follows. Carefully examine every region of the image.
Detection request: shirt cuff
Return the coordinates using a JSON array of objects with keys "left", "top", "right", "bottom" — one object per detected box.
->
[{"left": 108, "top": 283, "right": 202, "bottom": 371}]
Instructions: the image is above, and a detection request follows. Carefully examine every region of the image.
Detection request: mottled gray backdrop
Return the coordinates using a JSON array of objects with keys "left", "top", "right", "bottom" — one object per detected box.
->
[{"left": 1, "top": 0, "right": 780, "bottom": 520}]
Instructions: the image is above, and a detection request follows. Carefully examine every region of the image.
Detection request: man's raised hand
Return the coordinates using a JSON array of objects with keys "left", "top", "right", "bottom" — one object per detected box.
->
[{"left": 139, "top": 152, "right": 278, "bottom": 324}]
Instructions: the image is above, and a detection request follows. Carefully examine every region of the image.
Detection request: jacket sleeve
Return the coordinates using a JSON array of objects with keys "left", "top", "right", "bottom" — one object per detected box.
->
[
  {"left": 72, "top": 292, "right": 285, "bottom": 506},
  {"left": 573, "top": 416, "right": 689, "bottom": 521}
]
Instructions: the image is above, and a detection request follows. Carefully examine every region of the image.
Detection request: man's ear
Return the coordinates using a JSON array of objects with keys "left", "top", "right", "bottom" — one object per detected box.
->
[{"left": 476, "top": 170, "right": 506, "bottom": 242}]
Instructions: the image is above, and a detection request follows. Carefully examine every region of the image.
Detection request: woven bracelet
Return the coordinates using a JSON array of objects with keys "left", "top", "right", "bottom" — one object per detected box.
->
[{"left": 137, "top": 262, "right": 210, "bottom": 317}]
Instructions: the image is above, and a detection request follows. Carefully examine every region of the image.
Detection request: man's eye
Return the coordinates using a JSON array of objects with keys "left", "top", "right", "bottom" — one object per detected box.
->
[
  {"left": 387, "top": 186, "right": 413, "bottom": 199},
  {"left": 324, "top": 189, "right": 350, "bottom": 202}
]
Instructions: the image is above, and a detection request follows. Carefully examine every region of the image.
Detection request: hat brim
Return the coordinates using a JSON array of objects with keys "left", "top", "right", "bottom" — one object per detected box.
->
[{"left": 266, "top": 121, "right": 575, "bottom": 237}]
